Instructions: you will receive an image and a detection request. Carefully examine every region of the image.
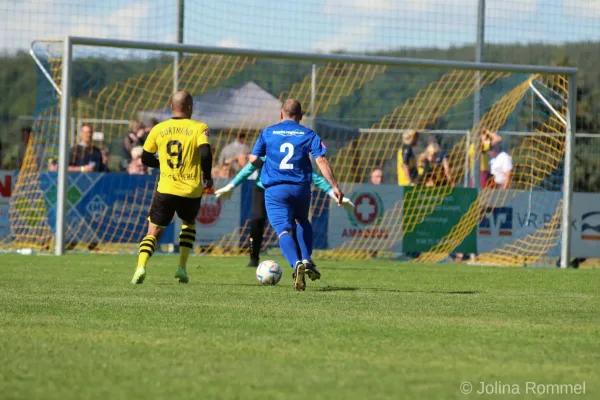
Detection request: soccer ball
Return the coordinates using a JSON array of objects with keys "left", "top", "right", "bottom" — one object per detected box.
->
[{"left": 256, "top": 260, "right": 283, "bottom": 285}]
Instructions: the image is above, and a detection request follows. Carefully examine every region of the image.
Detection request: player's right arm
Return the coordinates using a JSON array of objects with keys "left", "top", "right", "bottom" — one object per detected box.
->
[
  {"left": 215, "top": 156, "right": 264, "bottom": 199},
  {"left": 231, "top": 157, "right": 263, "bottom": 187},
  {"left": 142, "top": 127, "right": 160, "bottom": 169},
  {"left": 248, "top": 131, "right": 266, "bottom": 168}
]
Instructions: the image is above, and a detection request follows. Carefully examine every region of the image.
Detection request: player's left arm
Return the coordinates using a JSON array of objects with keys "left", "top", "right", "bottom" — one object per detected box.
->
[
  {"left": 310, "top": 133, "right": 343, "bottom": 206},
  {"left": 142, "top": 127, "right": 160, "bottom": 168},
  {"left": 196, "top": 124, "right": 213, "bottom": 188},
  {"left": 249, "top": 131, "right": 266, "bottom": 168}
]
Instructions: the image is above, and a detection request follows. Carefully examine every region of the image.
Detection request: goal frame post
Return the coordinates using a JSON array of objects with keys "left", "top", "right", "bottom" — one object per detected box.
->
[{"left": 54, "top": 36, "right": 578, "bottom": 266}]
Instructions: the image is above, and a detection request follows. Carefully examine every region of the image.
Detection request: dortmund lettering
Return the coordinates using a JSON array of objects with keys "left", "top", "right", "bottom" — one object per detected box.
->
[{"left": 159, "top": 126, "right": 195, "bottom": 137}]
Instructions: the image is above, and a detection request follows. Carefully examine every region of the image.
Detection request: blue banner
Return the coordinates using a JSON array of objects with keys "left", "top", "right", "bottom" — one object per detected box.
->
[{"left": 39, "top": 172, "right": 174, "bottom": 245}]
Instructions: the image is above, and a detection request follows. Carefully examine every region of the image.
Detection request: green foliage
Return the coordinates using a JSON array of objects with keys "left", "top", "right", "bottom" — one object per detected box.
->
[
  {"left": 2, "top": 43, "right": 599, "bottom": 190},
  {"left": 0, "top": 52, "right": 38, "bottom": 146}
]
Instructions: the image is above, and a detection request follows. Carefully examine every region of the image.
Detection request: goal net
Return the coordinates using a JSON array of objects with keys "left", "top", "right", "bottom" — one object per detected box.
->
[{"left": 3, "top": 39, "right": 574, "bottom": 267}]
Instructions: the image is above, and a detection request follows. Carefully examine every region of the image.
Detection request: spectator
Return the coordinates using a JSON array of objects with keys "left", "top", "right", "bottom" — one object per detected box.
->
[
  {"left": 397, "top": 129, "right": 419, "bottom": 186},
  {"left": 236, "top": 152, "right": 249, "bottom": 170},
  {"left": 7, "top": 126, "right": 31, "bottom": 169},
  {"left": 127, "top": 146, "right": 148, "bottom": 175},
  {"left": 212, "top": 163, "right": 232, "bottom": 178},
  {"left": 427, "top": 134, "right": 441, "bottom": 146},
  {"left": 144, "top": 118, "right": 159, "bottom": 139},
  {"left": 428, "top": 135, "right": 452, "bottom": 183},
  {"left": 93, "top": 131, "right": 110, "bottom": 167},
  {"left": 218, "top": 132, "right": 250, "bottom": 173},
  {"left": 417, "top": 143, "right": 453, "bottom": 186},
  {"left": 369, "top": 168, "right": 383, "bottom": 185},
  {"left": 468, "top": 128, "right": 502, "bottom": 188},
  {"left": 488, "top": 144, "right": 513, "bottom": 190},
  {"left": 123, "top": 120, "right": 144, "bottom": 160},
  {"left": 18, "top": 127, "right": 32, "bottom": 168},
  {"left": 66, "top": 123, "right": 107, "bottom": 172}
]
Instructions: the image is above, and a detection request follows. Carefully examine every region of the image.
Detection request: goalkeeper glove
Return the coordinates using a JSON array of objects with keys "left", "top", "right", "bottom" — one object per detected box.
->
[
  {"left": 327, "top": 190, "right": 354, "bottom": 211},
  {"left": 215, "top": 183, "right": 235, "bottom": 200}
]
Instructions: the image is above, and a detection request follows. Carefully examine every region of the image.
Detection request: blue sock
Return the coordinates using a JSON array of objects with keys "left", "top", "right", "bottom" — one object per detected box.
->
[
  {"left": 295, "top": 219, "right": 313, "bottom": 262},
  {"left": 278, "top": 231, "right": 300, "bottom": 268}
]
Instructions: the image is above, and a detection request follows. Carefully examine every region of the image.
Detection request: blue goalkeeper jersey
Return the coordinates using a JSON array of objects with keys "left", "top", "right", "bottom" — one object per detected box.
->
[
  {"left": 251, "top": 120, "right": 326, "bottom": 188},
  {"left": 230, "top": 156, "right": 333, "bottom": 193}
]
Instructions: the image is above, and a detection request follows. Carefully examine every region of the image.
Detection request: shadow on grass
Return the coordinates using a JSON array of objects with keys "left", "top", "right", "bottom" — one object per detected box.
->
[
  {"left": 201, "top": 283, "right": 479, "bottom": 295},
  {"left": 317, "top": 286, "right": 479, "bottom": 295}
]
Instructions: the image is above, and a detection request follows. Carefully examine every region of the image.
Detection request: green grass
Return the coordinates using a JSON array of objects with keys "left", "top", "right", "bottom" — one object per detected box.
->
[{"left": 1, "top": 255, "right": 598, "bottom": 399}]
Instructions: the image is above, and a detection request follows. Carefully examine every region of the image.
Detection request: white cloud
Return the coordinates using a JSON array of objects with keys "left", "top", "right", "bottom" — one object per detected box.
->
[
  {"left": 313, "top": 21, "right": 377, "bottom": 53},
  {"left": 216, "top": 38, "right": 247, "bottom": 49},
  {"left": 323, "top": 0, "right": 395, "bottom": 15},
  {"left": 322, "top": 0, "right": 538, "bottom": 18},
  {"left": 485, "top": 0, "right": 538, "bottom": 19},
  {"left": 563, "top": 0, "right": 600, "bottom": 18},
  {"left": 0, "top": 0, "right": 171, "bottom": 54},
  {"left": 68, "top": 3, "right": 152, "bottom": 41},
  {"left": 315, "top": 0, "right": 542, "bottom": 52},
  {"left": 323, "top": 0, "right": 475, "bottom": 16}
]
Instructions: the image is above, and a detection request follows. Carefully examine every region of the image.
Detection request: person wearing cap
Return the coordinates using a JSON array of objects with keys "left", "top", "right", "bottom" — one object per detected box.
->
[{"left": 397, "top": 129, "right": 419, "bottom": 186}]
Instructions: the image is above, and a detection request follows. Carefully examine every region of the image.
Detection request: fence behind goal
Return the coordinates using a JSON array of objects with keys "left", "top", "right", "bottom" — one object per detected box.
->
[{"left": 2, "top": 38, "right": 577, "bottom": 267}]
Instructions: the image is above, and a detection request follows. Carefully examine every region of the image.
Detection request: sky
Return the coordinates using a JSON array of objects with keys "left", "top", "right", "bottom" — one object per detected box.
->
[{"left": 1, "top": 0, "right": 600, "bottom": 54}]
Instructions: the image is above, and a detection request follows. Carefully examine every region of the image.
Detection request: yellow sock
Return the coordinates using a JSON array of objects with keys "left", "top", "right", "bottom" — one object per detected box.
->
[
  {"left": 179, "top": 224, "right": 196, "bottom": 269},
  {"left": 137, "top": 235, "right": 157, "bottom": 269}
]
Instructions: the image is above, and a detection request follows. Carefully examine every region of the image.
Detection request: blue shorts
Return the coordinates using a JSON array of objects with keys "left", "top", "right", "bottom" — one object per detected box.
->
[{"left": 264, "top": 184, "right": 311, "bottom": 236}]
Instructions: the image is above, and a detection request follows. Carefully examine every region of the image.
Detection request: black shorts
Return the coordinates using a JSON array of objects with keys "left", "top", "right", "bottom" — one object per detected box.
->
[{"left": 148, "top": 191, "right": 201, "bottom": 227}]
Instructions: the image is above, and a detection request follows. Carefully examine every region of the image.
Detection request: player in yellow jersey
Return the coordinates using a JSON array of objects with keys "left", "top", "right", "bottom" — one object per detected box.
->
[
  {"left": 131, "top": 91, "right": 213, "bottom": 284},
  {"left": 468, "top": 128, "right": 502, "bottom": 188}
]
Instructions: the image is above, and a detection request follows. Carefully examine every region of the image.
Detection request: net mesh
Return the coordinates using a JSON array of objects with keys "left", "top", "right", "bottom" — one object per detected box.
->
[{"left": 2, "top": 41, "right": 570, "bottom": 266}]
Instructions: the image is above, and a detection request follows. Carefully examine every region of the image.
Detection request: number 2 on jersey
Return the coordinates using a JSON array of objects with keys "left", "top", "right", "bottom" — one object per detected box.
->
[
  {"left": 279, "top": 143, "right": 294, "bottom": 169},
  {"left": 167, "top": 140, "right": 183, "bottom": 169}
]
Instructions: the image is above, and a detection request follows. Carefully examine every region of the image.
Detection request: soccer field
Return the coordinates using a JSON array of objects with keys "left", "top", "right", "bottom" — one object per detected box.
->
[{"left": 1, "top": 255, "right": 598, "bottom": 399}]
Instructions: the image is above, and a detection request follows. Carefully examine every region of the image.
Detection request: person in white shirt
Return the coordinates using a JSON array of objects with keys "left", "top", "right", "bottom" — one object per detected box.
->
[
  {"left": 488, "top": 145, "right": 513, "bottom": 189},
  {"left": 218, "top": 133, "right": 250, "bottom": 174}
]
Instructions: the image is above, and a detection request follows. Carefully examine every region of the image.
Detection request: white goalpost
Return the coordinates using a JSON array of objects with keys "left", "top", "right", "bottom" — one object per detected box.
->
[{"left": 45, "top": 36, "right": 577, "bottom": 267}]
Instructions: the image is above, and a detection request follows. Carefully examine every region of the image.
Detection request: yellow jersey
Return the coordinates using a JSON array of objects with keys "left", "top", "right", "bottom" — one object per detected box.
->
[
  {"left": 143, "top": 117, "right": 210, "bottom": 198},
  {"left": 468, "top": 141, "right": 491, "bottom": 172},
  {"left": 397, "top": 144, "right": 417, "bottom": 185}
]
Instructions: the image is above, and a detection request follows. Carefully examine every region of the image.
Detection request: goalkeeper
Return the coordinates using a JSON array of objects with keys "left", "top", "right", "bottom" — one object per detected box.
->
[{"left": 215, "top": 157, "right": 354, "bottom": 267}]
